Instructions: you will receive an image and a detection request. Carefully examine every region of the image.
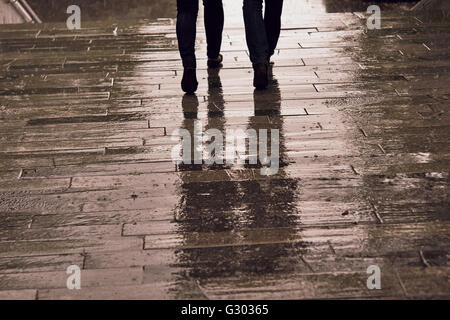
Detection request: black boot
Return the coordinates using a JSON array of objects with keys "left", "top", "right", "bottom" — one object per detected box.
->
[
  {"left": 181, "top": 68, "right": 198, "bottom": 94},
  {"left": 253, "top": 63, "right": 268, "bottom": 90}
]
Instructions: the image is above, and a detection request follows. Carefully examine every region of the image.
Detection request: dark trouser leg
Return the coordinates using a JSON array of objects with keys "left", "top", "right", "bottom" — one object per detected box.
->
[
  {"left": 243, "top": 0, "right": 269, "bottom": 65},
  {"left": 176, "top": 0, "right": 199, "bottom": 69},
  {"left": 264, "top": 0, "right": 283, "bottom": 57},
  {"left": 203, "top": 0, "right": 224, "bottom": 59}
]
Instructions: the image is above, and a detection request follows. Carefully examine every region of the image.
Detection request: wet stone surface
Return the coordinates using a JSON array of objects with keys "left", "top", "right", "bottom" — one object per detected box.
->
[{"left": 0, "top": 2, "right": 449, "bottom": 299}]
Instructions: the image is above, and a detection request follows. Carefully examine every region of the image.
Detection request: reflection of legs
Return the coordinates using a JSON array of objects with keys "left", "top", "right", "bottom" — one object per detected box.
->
[
  {"left": 252, "top": 76, "right": 282, "bottom": 175},
  {"left": 203, "top": 0, "right": 224, "bottom": 60},
  {"left": 207, "top": 68, "right": 225, "bottom": 119},
  {"left": 265, "top": 0, "right": 283, "bottom": 58},
  {"left": 181, "top": 95, "right": 199, "bottom": 168},
  {"left": 254, "top": 75, "right": 281, "bottom": 117}
]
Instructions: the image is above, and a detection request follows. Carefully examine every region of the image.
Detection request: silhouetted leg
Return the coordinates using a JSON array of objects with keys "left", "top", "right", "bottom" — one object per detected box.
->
[
  {"left": 243, "top": 0, "right": 269, "bottom": 65},
  {"left": 203, "top": 0, "right": 224, "bottom": 59},
  {"left": 265, "top": 0, "right": 283, "bottom": 58},
  {"left": 176, "top": 0, "right": 199, "bottom": 69}
]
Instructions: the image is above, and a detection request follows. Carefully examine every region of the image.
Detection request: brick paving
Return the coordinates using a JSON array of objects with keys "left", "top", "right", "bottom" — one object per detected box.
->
[{"left": 0, "top": 3, "right": 449, "bottom": 299}]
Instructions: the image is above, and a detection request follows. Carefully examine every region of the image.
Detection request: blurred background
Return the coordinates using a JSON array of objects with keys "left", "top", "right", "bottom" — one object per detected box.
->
[{"left": 1, "top": 0, "right": 421, "bottom": 24}]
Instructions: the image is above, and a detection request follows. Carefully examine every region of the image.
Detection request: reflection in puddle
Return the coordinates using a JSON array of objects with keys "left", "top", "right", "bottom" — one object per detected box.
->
[
  {"left": 171, "top": 69, "right": 302, "bottom": 281},
  {"left": 413, "top": 152, "right": 433, "bottom": 164}
]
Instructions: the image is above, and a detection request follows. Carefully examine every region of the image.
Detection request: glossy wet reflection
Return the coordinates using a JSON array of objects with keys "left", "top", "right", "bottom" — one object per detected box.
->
[
  {"left": 172, "top": 69, "right": 303, "bottom": 283},
  {"left": 349, "top": 7, "right": 450, "bottom": 228}
]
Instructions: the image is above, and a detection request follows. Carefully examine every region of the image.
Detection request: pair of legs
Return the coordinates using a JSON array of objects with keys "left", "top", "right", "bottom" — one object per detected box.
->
[
  {"left": 243, "top": 0, "right": 283, "bottom": 89},
  {"left": 176, "top": 0, "right": 283, "bottom": 92},
  {"left": 176, "top": 0, "right": 224, "bottom": 93}
]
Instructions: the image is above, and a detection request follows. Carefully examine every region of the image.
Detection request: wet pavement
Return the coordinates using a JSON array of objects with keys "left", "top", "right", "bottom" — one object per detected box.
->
[{"left": 0, "top": 1, "right": 449, "bottom": 299}]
